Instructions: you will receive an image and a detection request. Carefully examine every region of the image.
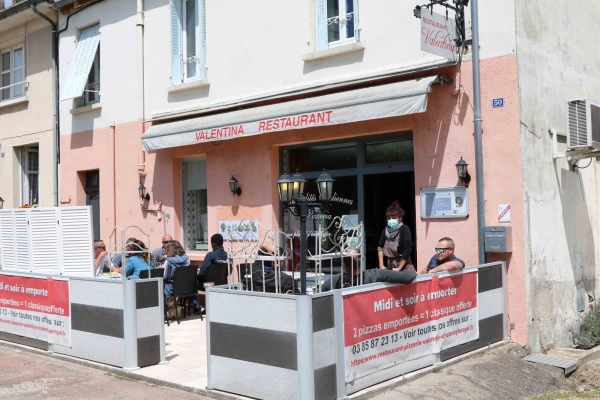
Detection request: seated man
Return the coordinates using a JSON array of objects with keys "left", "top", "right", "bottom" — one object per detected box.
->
[
  {"left": 152, "top": 234, "right": 172, "bottom": 268},
  {"left": 252, "top": 243, "right": 296, "bottom": 293},
  {"left": 419, "top": 237, "right": 465, "bottom": 275},
  {"left": 197, "top": 234, "right": 228, "bottom": 290},
  {"left": 321, "top": 249, "right": 416, "bottom": 292},
  {"left": 93, "top": 239, "right": 110, "bottom": 275}
]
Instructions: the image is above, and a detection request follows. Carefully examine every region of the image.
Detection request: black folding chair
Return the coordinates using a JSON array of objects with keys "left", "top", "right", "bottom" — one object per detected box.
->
[
  {"left": 198, "top": 263, "right": 229, "bottom": 310},
  {"left": 139, "top": 268, "right": 164, "bottom": 279},
  {"left": 237, "top": 263, "right": 252, "bottom": 290},
  {"left": 172, "top": 265, "right": 200, "bottom": 324}
]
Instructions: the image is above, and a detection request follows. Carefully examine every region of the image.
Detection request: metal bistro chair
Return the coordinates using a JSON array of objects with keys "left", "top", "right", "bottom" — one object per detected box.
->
[{"left": 171, "top": 265, "right": 200, "bottom": 324}]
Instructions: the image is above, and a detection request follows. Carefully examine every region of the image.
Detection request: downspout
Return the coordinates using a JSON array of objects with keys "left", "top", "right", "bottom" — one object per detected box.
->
[
  {"left": 111, "top": 118, "right": 116, "bottom": 245},
  {"left": 470, "top": 0, "right": 485, "bottom": 264},
  {"left": 31, "top": 4, "right": 59, "bottom": 207},
  {"left": 136, "top": 0, "right": 146, "bottom": 178}
]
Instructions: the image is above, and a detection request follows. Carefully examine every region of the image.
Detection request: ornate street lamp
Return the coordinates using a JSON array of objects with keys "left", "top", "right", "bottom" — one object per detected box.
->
[
  {"left": 228, "top": 176, "right": 242, "bottom": 196},
  {"left": 276, "top": 169, "right": 334, "bottom": 295},
  {"left": 456, "top": 157, "right": 471, "bottom": 186},
  {"left": 138, "top": 183, "right": 150, "bottom": 201}
]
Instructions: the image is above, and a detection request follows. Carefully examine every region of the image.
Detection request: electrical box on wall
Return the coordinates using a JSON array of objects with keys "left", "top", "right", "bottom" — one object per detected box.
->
[{"left": 484, "top": 226, "right": 512, "bottom": 253}]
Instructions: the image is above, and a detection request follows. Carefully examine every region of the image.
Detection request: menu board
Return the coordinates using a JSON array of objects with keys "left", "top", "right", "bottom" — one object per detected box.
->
[{"left": 420, "top": 186, "right": 468, "bottom": 219}]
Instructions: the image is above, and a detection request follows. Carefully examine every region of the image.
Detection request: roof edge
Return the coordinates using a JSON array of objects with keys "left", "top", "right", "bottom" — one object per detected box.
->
[{"left": 0, "top": 0, "right": 52, "bottom": 22}]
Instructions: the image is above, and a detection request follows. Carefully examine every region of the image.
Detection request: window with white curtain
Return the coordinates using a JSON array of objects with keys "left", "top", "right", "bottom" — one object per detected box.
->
[
  {"left": 20, "top": 146, "right": 39, "bottom": 206},
  {"left": 1, "top": 44, "right": 25, "bottom": 102},
  {"left": 170, "top": 0, "right": 206, "bottom": 85},
  {"left": 316, "top": 0, "right": 358, "bottom": 51},
  {"left": 182, "top": 158, "right": 208, "bottom": 252}
]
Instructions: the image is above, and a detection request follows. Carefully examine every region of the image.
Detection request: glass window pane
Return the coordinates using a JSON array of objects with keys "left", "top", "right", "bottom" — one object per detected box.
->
[
  {"left": 327, "top": 0, "right": 340, "bottom": 42},
  {"left": 29, "top": 173, "right": 39, "bottom": 205},
  {"left": 365, "top": 139, "right": 414, "bottom": 164},
  {"left": 182, "top": 159, "right": 208, "bottom": 252},
  {"left": 284, "top": 142, "right": 357, "bottom": 173},
  {"left": 13, "top": 48, "right": 23, "bottom": 69},
  {"left": 186, "top": 0, "right": 197, "bottom": 79},
  {"left": 1, "top": 52, "right": 9, "bottom": 72},
  {"left": 28, "top": 150, "right": 39, "bottom": 171},
  {"left": 346, "top": 0, "right": 355, "bottom": 38},
  {"left": 1, "top": 72, "right": 9, "bottom": 100}
]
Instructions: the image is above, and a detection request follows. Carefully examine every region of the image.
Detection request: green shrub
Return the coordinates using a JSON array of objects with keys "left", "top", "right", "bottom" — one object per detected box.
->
[{"left": 574, "top": 303, "right": 600, "bottom": 350}]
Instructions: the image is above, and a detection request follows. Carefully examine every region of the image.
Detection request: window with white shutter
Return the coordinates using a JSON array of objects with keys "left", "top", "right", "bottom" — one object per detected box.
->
[
  {"left": 60, "top": 25, "right": 100, "bottom": 101},
  {"left": 20, "top": 145, "right": 39, "bottom": 206},
  {"left": 170, "top": 0, "right": 206, "bottom": 85},
  {"left": 316, "top": 0, "right": 358, "bottom": 51}
]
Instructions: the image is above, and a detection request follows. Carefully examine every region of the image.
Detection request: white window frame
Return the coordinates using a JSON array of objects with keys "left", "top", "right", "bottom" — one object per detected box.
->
[
  {"left": 182, "top": 0, "right": 200, "bottom": 82},
  {"left": 180, "top": 156, "right": 209, "bottom": 254},
  {"left": 20, "top": 146, "right": 39, "bottom": 206},
  {"left": 171, "top": 0, "right": 206, "bottom": 85},
  {"left": 327, "top": 0, "right": 357, "bottom": 48},
  {"left": 0, "top": 44, "right": 26, "bottom": 102}
]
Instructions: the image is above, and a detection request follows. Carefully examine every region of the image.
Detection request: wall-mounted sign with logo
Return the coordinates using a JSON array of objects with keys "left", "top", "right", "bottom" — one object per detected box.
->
[
  {"left": 420, "top": 186, "right": 469, "bottom": 219},
  {"left": 420, "top": 11, "right": 457, "bottom": 61}
]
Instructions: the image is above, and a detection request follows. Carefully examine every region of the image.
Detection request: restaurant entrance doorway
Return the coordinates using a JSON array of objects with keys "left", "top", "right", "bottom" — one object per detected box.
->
[
  {"left": 363, "top": 171, "right": 416, "bottom": 269},
  {"left": 281, "top": 131, "right": 415, "bottom": 271}
]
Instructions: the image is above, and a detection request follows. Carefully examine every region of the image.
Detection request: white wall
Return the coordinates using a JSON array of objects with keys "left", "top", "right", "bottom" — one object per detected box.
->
[
  {"left": 143, "top": 0, "right": 517, "bottom": 118},
  {"left": 516, "top": 0, "right": 600, "bottom": 352},
  {"left": 58, "top": 0, "right": 140, "bottom": 136}
]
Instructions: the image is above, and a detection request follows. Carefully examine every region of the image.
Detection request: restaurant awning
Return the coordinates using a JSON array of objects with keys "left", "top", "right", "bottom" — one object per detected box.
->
[{"left": 141, "top": 75, "right": 440, "bottom": 151}]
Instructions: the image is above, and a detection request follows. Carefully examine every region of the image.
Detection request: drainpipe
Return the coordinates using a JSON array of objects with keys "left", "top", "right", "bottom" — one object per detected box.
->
[
  {"left": 31, "top": 4, "right": 59, "bottom": 207},
  {"left": 136, "top": 0, "right": 146, "bottom": 178},
  {"left": 111, "top": 117, "right": 116, "bottom": 245},
  {"left": 470, "top": 0, "right": 485, "bottom": 264}
]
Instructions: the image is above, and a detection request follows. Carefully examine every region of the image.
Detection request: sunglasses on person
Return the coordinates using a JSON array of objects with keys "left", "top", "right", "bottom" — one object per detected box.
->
[
  {"left": 435, "top": 247, "right": 452, "bottom": 253},
  {"left": 162, "top": 241, "right": 170, "bottom": 244},
  {"left": 95, "top": 246, "right": 106, "bottom": 250}
]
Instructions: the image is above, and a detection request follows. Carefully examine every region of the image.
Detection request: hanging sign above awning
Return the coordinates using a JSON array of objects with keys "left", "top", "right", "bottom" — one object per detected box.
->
[
  {"left": 141, "top": 76, "right": 439, "bottom": 151},
  {"left": 421, "top": 11, "right": 457, "bottom": 61}
]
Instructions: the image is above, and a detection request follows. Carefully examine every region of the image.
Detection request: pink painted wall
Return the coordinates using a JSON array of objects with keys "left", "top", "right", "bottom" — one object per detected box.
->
[{"left": 61, "top": 54, "right": 526, "bottom": 344}]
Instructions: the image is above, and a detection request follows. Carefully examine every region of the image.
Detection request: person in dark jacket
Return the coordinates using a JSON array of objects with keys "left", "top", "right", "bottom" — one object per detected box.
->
[
  {"left": 377, "top": 201, "right": 414, "bottom": 271},
  {"left": 252, "top": 243, "right": 296, "bottom": 293},
  {"left": 321, "top": 249, "right": 416, "bottom": 292}
]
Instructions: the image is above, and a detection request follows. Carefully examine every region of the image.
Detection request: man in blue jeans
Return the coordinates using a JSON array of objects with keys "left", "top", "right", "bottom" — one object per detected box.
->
[{"left": 197, "top": 234, "right": 228, "bottom": 291}]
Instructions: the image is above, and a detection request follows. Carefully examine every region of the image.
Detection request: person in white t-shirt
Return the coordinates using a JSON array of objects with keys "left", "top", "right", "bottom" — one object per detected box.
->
[{"left": 94, "top": 240, "right": 110, "bottom": 275}]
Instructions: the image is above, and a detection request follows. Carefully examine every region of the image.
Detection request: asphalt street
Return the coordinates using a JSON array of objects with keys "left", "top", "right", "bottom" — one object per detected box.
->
[{"left": 0, "top": 344, "right": 209, "bottom": 400}]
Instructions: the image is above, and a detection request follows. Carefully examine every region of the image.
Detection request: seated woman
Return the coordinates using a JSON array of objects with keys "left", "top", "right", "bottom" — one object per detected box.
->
[
  {"left": 163, "top": 240, "right": 201, "bottom": 313},
  {"left": 124, "top": 239, "right": 151, "bottom": 279},
  {"left": 321, "top": 249, "right": 416, "bottom": 292}
]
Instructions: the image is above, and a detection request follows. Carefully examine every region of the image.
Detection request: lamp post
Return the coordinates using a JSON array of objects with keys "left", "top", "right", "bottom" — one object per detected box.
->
[{"left": 277, "top": 169, "right": 334, "bottom": 295}]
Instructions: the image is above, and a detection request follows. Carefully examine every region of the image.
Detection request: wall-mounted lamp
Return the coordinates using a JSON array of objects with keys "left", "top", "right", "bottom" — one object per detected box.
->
[
  {"left": 0, "top": 197, "right": 4, "bottom": 209},
  {"left": 229, "top": 175, "right": 242, "bottom": 196},
  {"left": 138, "top": 183, "right": 150, "bottom": 201},
  {"left": 456, "top": 157, "right": 471, "bottom": 187},
  {"left": 413, "top": 5, "right": 422, "bottom": 18}
]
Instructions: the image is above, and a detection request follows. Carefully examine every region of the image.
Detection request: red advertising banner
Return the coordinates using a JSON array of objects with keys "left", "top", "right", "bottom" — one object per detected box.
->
[
  {"left": 0, "top": 275, "right": 71, "bottom": 346},
  {"left": 343, "top": 272, "right": 478, "bottom": 381}
]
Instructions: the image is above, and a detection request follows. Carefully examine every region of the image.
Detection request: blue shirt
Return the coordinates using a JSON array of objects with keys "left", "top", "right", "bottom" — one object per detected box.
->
[
  {"left": 125, "top": 256, "right": 150, "bottom": 279},
  {"left": 199, "top": 246, "right": 228, "bottom": 276},
  {"left": 426, "top": 255, "right": 465, "bottom": 272}
]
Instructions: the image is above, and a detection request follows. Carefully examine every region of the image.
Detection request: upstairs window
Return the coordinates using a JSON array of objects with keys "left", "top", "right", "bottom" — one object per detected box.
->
[
  {"left": 1, "top": 45, "right": 25, "bottom": 102},
  {"left": 316, "top": 0, "right": 358, "bottom": 51},
  {"left": 170, "top": 0, "right": 206, "bottom": 85},
  {"left": 60, "top": 25, "right": 101, "bottom": 104}
]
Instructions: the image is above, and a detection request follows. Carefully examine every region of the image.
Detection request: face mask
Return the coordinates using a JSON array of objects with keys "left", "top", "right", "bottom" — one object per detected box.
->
[{"left": 387, "top": 219, "right": 399, "bottom": 229}]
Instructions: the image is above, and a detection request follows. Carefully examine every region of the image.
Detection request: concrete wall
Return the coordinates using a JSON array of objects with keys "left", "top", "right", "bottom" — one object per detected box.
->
[
  {"left": 0, "top": 17, "right": 54, "bottom": 208},
  {"left": 515, "top": 0, "right": 600, "bottom": 351}
]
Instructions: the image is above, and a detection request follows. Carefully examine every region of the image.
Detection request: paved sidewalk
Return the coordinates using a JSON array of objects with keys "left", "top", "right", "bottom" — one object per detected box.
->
[{"left": 133, "top": 314, "right": 208, "bottom": 390}]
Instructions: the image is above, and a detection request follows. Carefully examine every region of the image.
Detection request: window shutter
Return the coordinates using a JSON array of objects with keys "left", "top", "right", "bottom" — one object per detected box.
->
[
  {"left": 59, "top": 207, "right": 94, "bottom": 278},
  {"left": 170, "top": 0, "right": 183, "bottom": 85},
  {"left": 197, "top": 0, "right": 207, "bottom": 78},
  {"left": 316, "top": 0, "right": 328, "bottom": 51},
  {"left": 0, "top": 210, "right": 16, "bottom": 270},
  {"left": 30, "top": 209, "right": 60, "bottom": 275},
  {"left": 60, "top": 25, "right": 100, "bottom": 101},
  {"left": 14, "top": 209, "right": 30, "bottom": 272}
]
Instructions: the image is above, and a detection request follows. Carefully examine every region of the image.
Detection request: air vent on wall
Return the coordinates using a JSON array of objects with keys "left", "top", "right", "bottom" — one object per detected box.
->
[{"left": 567, "top": 99, "right": 600, "bottom": 149}]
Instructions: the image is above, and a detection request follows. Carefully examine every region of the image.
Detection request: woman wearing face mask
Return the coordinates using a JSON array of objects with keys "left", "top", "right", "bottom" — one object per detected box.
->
[{"left": 377, "top": 201, "right": 414, "bottom": 271}]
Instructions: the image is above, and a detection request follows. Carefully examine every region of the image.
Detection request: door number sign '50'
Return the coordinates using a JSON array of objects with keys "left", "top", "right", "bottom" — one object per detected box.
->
[{"left": 492, "top": 98, "right": 505, "bottom": 108}]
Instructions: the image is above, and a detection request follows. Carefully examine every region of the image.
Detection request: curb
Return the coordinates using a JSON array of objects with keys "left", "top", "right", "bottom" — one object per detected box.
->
[{"left": 349, "top": 339, "right": 510, "bottom": 400}]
